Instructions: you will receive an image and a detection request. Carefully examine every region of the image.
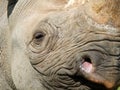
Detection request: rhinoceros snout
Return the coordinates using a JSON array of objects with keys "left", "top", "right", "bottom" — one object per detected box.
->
[{"left": 76, "top": 49, "right": 120, "bottom": 89}]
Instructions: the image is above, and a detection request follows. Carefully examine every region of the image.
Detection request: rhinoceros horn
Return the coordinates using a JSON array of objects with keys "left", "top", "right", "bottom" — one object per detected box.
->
[
  {"left": 66, "top": 0, "right": 120, "bottom": 27},
  {"left": 84, "top": 0, "right": 120, "bottom": 27}
]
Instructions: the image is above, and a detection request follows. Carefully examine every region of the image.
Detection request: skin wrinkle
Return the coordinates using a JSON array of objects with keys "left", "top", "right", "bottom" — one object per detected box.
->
[
  {"left": 33, "top": 40, "right": 107, "bottom": 89},
  {"left": 30, "top": 21, "right": 58, "bottom": 52},
  {"left": 7, "top": 0, "right": 120, "bottom": 90},
  {"left": 28, "top": 21, "right": 59, "bottom": 65},
  {"left": 29, "top": 16, "right": 120, "bottom": 89},
  {"left": 16, "top": 13, "right": 120, "bottom": 88},
  {"left": 71, "top": 39, "right": 119, "bottom": 54},
  {"left": 32, "top": 43, "right": 83, "bottom": 89},
  {"left": 32, "top": 32, "right": 120, "bottom": 89}
]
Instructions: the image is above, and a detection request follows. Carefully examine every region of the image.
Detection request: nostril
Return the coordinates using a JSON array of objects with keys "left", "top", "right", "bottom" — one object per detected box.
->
[
  {"left": 82, "top": 55, "right": 92, "bottom": 64},
  {"left": 80, "top": 55, "right": 93, "bottom": 73}
]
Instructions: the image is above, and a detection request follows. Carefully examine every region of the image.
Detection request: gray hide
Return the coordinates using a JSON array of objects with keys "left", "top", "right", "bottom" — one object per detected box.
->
[{"left": 0, "top": 0, "right": 120, "bottom": 90}]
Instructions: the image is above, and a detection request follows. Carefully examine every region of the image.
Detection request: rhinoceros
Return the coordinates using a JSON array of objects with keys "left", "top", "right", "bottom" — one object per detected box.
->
[{"left": 0, "top": 0, "right": 120, "bottom": 90}]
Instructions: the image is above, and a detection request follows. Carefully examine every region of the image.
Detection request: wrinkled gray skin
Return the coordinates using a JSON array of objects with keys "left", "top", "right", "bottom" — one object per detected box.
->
[{"left": 0, "top": 0, "right": 120, "bottom": 90}]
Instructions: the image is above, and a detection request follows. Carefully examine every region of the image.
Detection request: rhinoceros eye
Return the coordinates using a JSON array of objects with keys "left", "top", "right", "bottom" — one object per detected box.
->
[{"left": 33, "top": 32, "right": 45, "bottom": 45}]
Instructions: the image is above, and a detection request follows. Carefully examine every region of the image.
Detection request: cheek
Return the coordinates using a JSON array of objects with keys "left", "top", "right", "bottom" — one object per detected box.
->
[
  {"left": 11, "top": 29, "right": 36, "bottom": 88},
  {"left": 11, "top": 45, "right": 44, "bottom": 89}
]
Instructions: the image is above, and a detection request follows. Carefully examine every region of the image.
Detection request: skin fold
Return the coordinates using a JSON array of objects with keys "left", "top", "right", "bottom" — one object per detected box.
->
[{"left": 0, "top": 0, "right": 120, "bottom": 90}]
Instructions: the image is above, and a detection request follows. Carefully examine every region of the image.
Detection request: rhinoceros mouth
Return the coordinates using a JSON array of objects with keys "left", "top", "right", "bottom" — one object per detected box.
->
[
  {"left": 69, "top": 75, "right": 108, "bottom": 90},
  {"left": 77, "top": 55, "right": 115, "bottom": 90}
]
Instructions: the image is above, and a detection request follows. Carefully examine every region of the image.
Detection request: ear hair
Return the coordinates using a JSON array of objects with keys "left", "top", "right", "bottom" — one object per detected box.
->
[{"left": 7, "top": 0, "right": 18, "bottom": 17}]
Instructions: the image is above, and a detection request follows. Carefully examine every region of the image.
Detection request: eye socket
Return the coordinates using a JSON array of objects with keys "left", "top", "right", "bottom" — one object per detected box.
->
[
  {"left": 33, "top": 32, "right": 45, "bottom": 45},
  {"left": 34, "top": 32, "right": 44, "bottom": 40}
]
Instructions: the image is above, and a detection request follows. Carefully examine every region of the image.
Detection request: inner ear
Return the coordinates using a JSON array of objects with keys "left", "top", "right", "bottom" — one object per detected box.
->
[{"left": 7, "top": 0, "right": 18, "bottom": 17}]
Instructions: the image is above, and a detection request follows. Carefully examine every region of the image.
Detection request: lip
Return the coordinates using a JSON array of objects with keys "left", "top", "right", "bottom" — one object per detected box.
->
[{"left": 79, "top": 61, "right": 115, "bottom": 89}]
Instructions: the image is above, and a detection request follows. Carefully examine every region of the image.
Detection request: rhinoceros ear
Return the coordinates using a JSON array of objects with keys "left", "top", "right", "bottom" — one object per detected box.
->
[
  {"left": 8, "top": 0, "right": 69, "bottom": 28},
  {"left": 7, "top": 0, "right": 18, "bottom": 17}
]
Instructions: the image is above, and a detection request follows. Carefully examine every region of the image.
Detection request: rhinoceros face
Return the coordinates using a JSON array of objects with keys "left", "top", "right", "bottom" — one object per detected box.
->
[{"left": 9, "top": 0, "right": 120, "bottom": 90}]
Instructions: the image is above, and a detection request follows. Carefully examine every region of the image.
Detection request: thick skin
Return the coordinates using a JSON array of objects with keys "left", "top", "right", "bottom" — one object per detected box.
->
[{"left": 0, "top": 0, "right": 120, "bottom": 90}]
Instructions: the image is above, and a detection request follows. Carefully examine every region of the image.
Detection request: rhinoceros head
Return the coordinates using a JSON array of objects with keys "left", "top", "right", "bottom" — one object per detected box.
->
[{"left": 0, "top": 0, "right": 120, "bottom": 90}]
